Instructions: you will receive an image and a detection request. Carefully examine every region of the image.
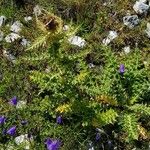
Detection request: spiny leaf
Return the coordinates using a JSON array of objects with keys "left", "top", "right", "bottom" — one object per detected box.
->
[
  {"left": 26, "top": 34, "right": 50, "bottom": 51},
  {"left": 120, "top": 114, "right": 139, "bottom": 141},
  {"left": 94, "top": 109, "right": 118, "bottom": 126},
  {"left": 129, "top": 104, "right": 150, "bottom": 116}
]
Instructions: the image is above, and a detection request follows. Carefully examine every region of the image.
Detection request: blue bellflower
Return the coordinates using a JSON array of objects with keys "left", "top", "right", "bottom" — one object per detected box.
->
[
  {"left": 119, "top": 64, "right": 125, "bottom": 74},
  {"left": 0, "top": 116, "right": 6, "bottom": 124},
  {"left": 56, "top": 116, "right": 62, "bottom": 124},
  {"left": 10, "top": 96, "right": 17, "bottom": 106},
  {"left": 7, "top": 126, "right": 16, "bottom": 136},
  {"left": 45, "top": 138, "right": 61, "bottom": 150},
  {"left": 95, "top": 132, "right": 101, "bottom": 141}
]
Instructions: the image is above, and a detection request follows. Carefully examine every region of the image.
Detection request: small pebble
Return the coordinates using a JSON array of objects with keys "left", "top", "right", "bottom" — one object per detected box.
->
[
  {"left": 15, "top": 134, "right": 33, "bottom": 150},
  {"left": 10, "top": 21, "right": 22, "bottom": 33},
  {"left": 33, "top": 5, "right": 42, "bottom": 16},
  {"left": 63, "top": 25, "right": 69, "bottom": 31},
  {"left": 5, "top": 33, "right": 20, "bottom": 43},
  {"left": 21, "top": 38, "right": 30, "bottom": 47},
  {"left": 24, "top": 16, "right": 32, "bottom": 22},
  {"left": 16, "top": 101, "right": 26, "bottom": 109},
  {"left": 88, "top": 63, "right": 95, "bottom": 68},
  {"left": 102, "top": 31, "right": 118, "bottom": 45},
  {"left": 68, "top": 36, "right": 86, "bottom": 47},
  {"left": 123, "top": 46, "right": 130, "bottom": 54},
  {"left": 3, "top": 50, "right": 16, "bottom": 63},
  {"left": 0, "top": 16, "right": 6, "bottom": 27}
]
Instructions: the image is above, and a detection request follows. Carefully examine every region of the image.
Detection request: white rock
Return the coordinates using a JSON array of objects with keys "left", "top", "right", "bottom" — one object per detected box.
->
[
  {"left": 3, "top": 50, "right": 16, "bottom": 63},
  {"left": 15, "top": 134, "right": 33, "bottom": 150},
  {"left": 21, "top": 38, "right": 30, "bottom": 47},
  {"left": 102, "top": 38, "right": 111, "bottom": 45},
  {"left": 0, "top": 16, "right": 6, "bottom": 27},
  {"left": 33, "top": 5, "right": 42, "bottom": 16},
  {"left": 145, "top": 23, "right": 150, "bottom": 38},
  {"left": 103, "top": 2, "right": 107, "bottom": 6},
  {"left": 143, "top": 61, "right": 148, "bottom": 65},
  {"left": 123, "top": 15, "right": 140, "bottom": 28},
  {"left": 123, "top": 46, "right": 130, "bottom": 54},
  {"left": 16, "top": 101, "right": 26, "bottom": 109},
  {"left": 63, "top": 25, "right": 69, "bottom": 31},
  {"left": 45, "top": 66, "right": 51, "bottom": 73},
  {"left": 5, "top": 33, "right": 20, "bottom": 43},
  {"left": 88, "top": 63, "right": 95, "bottom": 68},
  {"left": 15, "top": 135, "right": 26, "bottom": 144},
  {"left": 133, "top": 1, "right": 149, "bottom": 14},
  {"left": 0, "top": 31, "right": 4, "bottom": 41},
  {"left": 108, "top": 31, "right": 118, "bottom": 40},
  {"left": 139, "top": 0, "right": 147, "bottom": 3},
  {"left": 10, "top": 21, "right": 22, "bottom": 33},
  {"left": 68, "top": 36, "right": 86, "bottom": 47},
  {"left": 102, "top": 31, "right": 118, "bottom": 45},
  {"left": 24, "top": 16, "right": 32, "bottom": 22}
]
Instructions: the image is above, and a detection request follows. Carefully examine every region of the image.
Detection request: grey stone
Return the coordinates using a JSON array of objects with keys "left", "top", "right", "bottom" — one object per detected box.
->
[
  {"left": 68, "top": 36, "right": 86, "bottom": 47},
  {"left": 21, "top": 38, "right": 30, "bottom": 47},
  {"left": 24, "top": 16, "right": 32, "bottom": 22},
  {"left": 5, "top": 33, "right": 20, "bottom": 43},
  {"left": 102, "top": 31, "right": 118, "bottom": 45},
  {"left": 133, "top": 1, "right": 149, "bottom": 14},
  {"left": 33, "top": 5, "right": 42, "bottom": 17},
  {"left": 10, "top": 21, "right": 22, "bottom": 33},
  {"left": 3, "top": 50, "right": 16, "bottom": 63},
  {"left": 139, "top": 0, "right": 147, "bottom": 3},
  {"left": 123, "top": 15, "right": 140, "bottom": 28}
]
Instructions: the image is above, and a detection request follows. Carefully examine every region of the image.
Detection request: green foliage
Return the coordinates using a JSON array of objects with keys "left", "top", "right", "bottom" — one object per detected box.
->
[
  {"left": 0, "top": 1, "right": 150, "bottom": 150},
  {"left": 120, "top": 114, "right": 139, "bottom": 141},
  {"left": 129, "top": 104, "right": 150, "bottom": 117},
  {"left": 95, "top": 109, "right": 118, "bottom": 126}
]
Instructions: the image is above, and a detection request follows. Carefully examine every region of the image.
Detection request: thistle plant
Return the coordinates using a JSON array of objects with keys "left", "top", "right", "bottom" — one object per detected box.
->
[
  {"left": 21, "top": 8, "right": 150, "bottom": 148},
  {"left": 0, "top": 2, "right": 150, "bottom": 150}
]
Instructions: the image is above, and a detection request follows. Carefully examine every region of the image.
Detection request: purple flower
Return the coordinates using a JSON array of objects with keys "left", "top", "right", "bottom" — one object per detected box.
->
[
  {"left": 6, "top": 126, "right": 16, "bottom": 136},
  {"left": 45, "top": 138, "right": 61, "bottom": 150},
  {"left": 0, "top": 116, "right": 6, "bottom": 124},
  {"left": 21, "top": 120, "right": 28, "bottom": 125},
  {"left": 9, "top": 96, "right": 17, "bottom": 106},
  {"left": 95, "top": 132, "right": 101, "bottom": 141},
  {"left": 56, "top": 116, "right": 62, "bottom": 124},
  {"left": 119, "top": 64, "right": 125, "bottom": 74}
]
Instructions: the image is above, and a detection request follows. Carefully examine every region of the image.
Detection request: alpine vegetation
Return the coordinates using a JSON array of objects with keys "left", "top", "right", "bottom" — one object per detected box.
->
[{"left": 0, "top": 0, "right": 150, "bottom": 150}]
